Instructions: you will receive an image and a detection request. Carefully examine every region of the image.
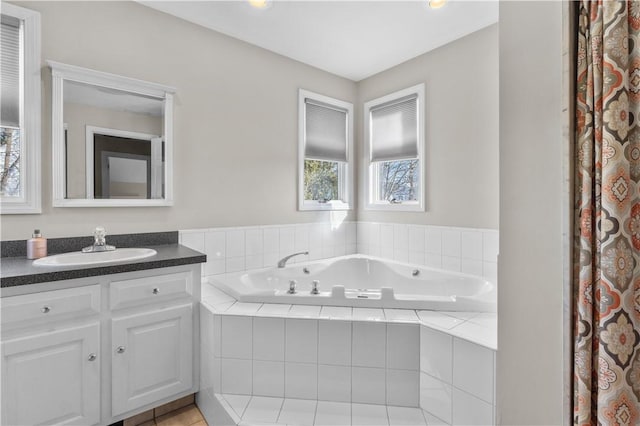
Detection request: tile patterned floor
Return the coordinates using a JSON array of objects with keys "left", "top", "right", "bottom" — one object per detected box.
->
[
  {"left": 220, "top": 394, "right": 431, "bottom": 426},
  {"left": 131, "top": 404, "right": 208, "bottom": 426}
]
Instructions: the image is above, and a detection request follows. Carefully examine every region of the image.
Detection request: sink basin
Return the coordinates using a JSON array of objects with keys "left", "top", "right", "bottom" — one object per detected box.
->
[{"left": 33, "top": 248, "right": 157, "bottom": 267}]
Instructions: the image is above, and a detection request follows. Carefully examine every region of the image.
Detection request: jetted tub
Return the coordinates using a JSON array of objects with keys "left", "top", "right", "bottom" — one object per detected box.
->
[{"left": 210, "top": 255, "right": 496, "bottom": 312}]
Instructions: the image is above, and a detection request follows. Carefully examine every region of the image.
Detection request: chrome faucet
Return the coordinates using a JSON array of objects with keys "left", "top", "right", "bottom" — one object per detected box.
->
[
  {"left": 277, "top": 251, "right": 309, "bottom": 268},
  {"left": 82, "top": 226, "right": 116, "bottom": 253}
]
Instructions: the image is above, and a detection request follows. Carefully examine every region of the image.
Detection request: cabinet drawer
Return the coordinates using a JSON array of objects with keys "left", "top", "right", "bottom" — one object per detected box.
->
[
  {"left": 110, "top": 272, "right": 192, "bottom": 310},
  {"left": 1, "top": 285, "right": 101, "bottom": 327}
]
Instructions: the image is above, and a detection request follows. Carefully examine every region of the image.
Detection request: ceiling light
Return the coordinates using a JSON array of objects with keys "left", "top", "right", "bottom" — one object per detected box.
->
[
  {"left": 429, "top": 0, "right": 447, "bottom": 9},
  {"left": 248, "top": 0, "right": 271, "bottom": 9}
]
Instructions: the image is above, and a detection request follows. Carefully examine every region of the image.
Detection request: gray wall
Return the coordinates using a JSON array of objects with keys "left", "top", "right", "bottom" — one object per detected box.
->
[
  {"left": 497, "top": 1, "right": 564, "bottom": 424},
  {"left": 356, "top": 24, "right": 499, "bottom": 230},
  {"left": 2, "top": 1, "right": 358, "bottom": 239}
]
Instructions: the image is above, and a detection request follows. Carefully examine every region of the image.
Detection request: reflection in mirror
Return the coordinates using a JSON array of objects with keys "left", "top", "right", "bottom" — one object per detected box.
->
[
  {"left": 49, "top": 60, "right": 175, "bottom": 207},
  {"left": 62, "top": 80, "right": 164, "bottom": 200}
]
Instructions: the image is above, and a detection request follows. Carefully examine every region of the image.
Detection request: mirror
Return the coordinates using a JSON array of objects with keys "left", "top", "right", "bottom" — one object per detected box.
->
[{"left": 48, "top": 61, "right": 175, "bottom": 207}]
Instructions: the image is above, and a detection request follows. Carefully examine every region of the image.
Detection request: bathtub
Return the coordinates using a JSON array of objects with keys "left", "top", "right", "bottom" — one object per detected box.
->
[{"left": 210, "top": 255, "right": 496, "bottom": 312}]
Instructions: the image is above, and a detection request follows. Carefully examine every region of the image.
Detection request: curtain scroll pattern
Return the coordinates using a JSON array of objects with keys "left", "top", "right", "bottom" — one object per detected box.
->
[{"left": 574, "top": 1, "right": 640, "bottom": 425}]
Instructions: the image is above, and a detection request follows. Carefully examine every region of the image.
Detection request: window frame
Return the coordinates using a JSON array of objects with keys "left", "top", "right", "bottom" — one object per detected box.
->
[
  {"left": 298, "top": 89, "right": 354, "bottom": 211},
  {"left": 364, "top": 83, "right": 425, "bottom": 212},
  {"left": 0, "top": 4, "right": 41, "bottom": 214}
]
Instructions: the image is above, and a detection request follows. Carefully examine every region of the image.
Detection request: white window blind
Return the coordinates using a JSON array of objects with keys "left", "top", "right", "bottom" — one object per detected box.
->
[
  {"left": 370, "top": 94, "right": 418, "bottom": 162},
  {"left": 304, "top": 99, "right": 348, "bottom": 162},
  {"left": 1, "top": 15, "right": 21, "bottom": 128}
]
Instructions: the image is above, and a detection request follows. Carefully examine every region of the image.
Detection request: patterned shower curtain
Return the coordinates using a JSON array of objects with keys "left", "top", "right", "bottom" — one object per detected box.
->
[{"left": 574, "top": 1, "right": 640, "bottom": 425}]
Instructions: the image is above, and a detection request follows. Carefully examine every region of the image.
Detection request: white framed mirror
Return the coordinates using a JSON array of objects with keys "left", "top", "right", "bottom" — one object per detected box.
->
[{"left": 48, "top": 60, "right": 175, "bottom": 207}]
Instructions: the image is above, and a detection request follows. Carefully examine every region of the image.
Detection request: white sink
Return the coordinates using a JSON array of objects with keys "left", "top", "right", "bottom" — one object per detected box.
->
[{"left": 33, "top": 248, "right": 157, "bottom": 267}]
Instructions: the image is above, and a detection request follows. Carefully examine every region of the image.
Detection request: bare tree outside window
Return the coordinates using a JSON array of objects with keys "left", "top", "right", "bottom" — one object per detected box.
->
[
  {"left": 378, "top": 159, "right": 419, "bottom": 202},
  {"left": 0, "top": 127, "right": 21, "bottom": 197},
  {"left": 304, "top": 159, "right": 339, "bottom": 201}
]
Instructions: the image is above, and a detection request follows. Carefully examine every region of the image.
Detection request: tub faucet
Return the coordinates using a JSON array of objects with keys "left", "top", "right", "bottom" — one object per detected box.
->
[
  {"left": 82, "top": 226, "right": 116, "bottom": 253},
  {"left": 277, "top": 251, "right": 309, "bottom": 268}
]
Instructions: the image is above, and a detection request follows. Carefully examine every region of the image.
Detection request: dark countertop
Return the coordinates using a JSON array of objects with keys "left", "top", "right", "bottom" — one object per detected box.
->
[{"left": 0, "top": 244, "right": 206, "bottom": 288}]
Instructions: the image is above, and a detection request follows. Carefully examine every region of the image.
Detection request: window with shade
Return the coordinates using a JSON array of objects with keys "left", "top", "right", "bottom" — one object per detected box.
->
[
  {"left": 364, "top": 84, "right": 425, "bottom": 211},
  {"left": 0, "top": 4, "right": 41, "bottom": 213},
  {"left": 298, "top": 89, "right": 353, "bottom": 210}
]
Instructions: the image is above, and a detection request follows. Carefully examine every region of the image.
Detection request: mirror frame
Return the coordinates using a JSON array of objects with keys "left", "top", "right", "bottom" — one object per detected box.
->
[{"left": 47, "top": 60, "right": 176, "bottom": 207}]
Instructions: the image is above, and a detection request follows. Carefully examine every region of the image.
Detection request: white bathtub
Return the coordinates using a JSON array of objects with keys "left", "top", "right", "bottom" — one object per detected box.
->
[{"left": 210, "top": 255, "right": 496, "bottom": 312}]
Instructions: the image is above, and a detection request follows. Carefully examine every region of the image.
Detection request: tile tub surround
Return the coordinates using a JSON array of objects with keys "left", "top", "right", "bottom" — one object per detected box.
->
[
  {"left": 179, "top": 222, "right": 498, "bottom": 284},
  {"left": 199, "top": 285, "right": 497, "bottom": 425}
]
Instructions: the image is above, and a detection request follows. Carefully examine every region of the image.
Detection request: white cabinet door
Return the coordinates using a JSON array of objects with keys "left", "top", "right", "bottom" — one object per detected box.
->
[
  {"left": 1, "top": 322, "right": 101, "bottom": 426},
  {"left": 111, "top": 303, "right": 193, "bottom": 416}
]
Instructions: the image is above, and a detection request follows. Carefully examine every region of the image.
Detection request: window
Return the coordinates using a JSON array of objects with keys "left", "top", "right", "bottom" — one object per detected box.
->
[
  {"left": 364, "top": 84, "right": 425, "bottom": 211},
  {"left": 298, "top": 89, "right": 353, "bottom": 210},
  {"left": 0, "top": 4, "right": 41, "bottom": 213}
]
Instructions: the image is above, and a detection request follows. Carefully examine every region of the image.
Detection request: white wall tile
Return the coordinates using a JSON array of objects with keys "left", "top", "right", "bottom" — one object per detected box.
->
[
  {"left": 245, "top": 228, "right": 263, "bottom": 255},
  {"left": 226, "top": 229, "right": 245, "bottom": 258},
  {"left": 318, "top": 365, "right": 351, "bottom": 403},
  {"left": 352, "top": 308, "right": 385, "bottom": 322},
  {"left": 352, "top": 367, "right": 386, "bottom": 404},
  {"left": 204, "top": 259, "right": 225, "bottom": 276},
  {"left": 441, "top": 256, "right": 461, "bottom": 272},
  {"left": 461, "top": 258, "right": 483, "bottom": 276},
  {"left": 387, "top": 369, "right": 419, "bottom": 407},
  {"left": 370, "top": 223, "right": 381, "bottom": 247},
  {"left": 263, "top": 252, "right": 279, "bottom": 268},
  {"left": 200, "top": 308, "right": 214, "bottom": 356},
  {"left": 461, "top": 231, "right": 483, "bottom": 261},
  {"left": 420, "top": 326, "right": 453, "bottom": 384},
  {"left": 221, "top": 316, "right": 252, "bottom": 359},
  {"left": 258, "top": 304, "right": 292, "bottom": 316},
  {"left": 442, "top": 230, "right": 461, "bottom": 257},
  {"left": 387, "top": 323, "right": 420, "bottom": 370},
  {"left": 253, "top": 317, "right": 285, "bottom": 361},
  {"left": 394, "top": 224, "right": 409, "bottom": 262},
  {"left": 181, "top": 231, "right": 205, "bottom": 252},
  {"left": 245, "top": 254, "right": 263, "bottom": 270},
  {"left": 409, "top": 251, "right": 425, "bottom": 266},
  {"left": 285, "top": 362, "right": 318, "bottom": 399},
  {"left": 408, "top": 225, "right": 425, "bottom": 252},
  {"left": 289, "top": 304, "right": 322, "bottom": 318},
  {"left": 221, "top": 358, "right": 252, "bottom": 395},
  {"left": 263, "top": 228, "right": 280, "bottom": 254},
  {"left": 357, "top": 222, "right": 370, "bottom": 247},
  {"left": 225, "top": 257, "right": 245, "bottom": 273},
  {"left": 318, "top": 320, "right": 351, "bottom": 366},
  {"left": 422, "top": 410, "right": 450, "bottom": 426},
  {"left": 285, "top": 318, "right": 318, "bottom": 363},
  {"left": 205, "top": 231, "right": 226, "bottom": 259},
  {"left": 280, "top": 226, "right": 296, "bottom": 254},
  {"left": 346, "top": 244, "right": 357, "bottom": 255},
  {"left": 253, "top": 360, "right": 284, "bottom": 397},
  {"left": 452, "top": 388, "right": 494, "bottom": 426},
  {"left": 425, "top": 227, "right": 442, "bottom": 255},
  {"left": 424, "top": 253, "right": 442, "bottom": 269},
  {"left": 346, "top": 222, "right": 357, "bottom": 246},
  {"left": 320, "top": 306, "right": 352, "bottom": 320},
  {"left": 482, "top": 231, "right": 499, "bottom": 263},
  {"left": 222, "top": 394, "right": 250, "bottom": 420},
  {"left": 352, "top": 322, "right": 386, "bottom": 368},
  {"left": 453, "top": 338, "right": 494, "bottom": 403},
  {"left": 420, "top": 373, "right": 452, "bottom": 424},
  {"left": 213, "top": 314, "right": 222, "bottom": 358},
  {"left": 295, "top": 225, "right": 310, "bottom": 252},
  {"left": 380, "top": 224, "right": 394, "bottom": 259}
]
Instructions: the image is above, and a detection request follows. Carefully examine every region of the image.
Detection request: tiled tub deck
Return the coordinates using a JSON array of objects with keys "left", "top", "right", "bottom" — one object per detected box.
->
[{"left": 197, "top": 283, "right": 497, "bottom": 426}]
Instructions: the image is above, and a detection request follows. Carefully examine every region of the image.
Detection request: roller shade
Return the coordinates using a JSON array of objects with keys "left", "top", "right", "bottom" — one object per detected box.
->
[
  {"left": 304, "top": 99, "right": 348, "bottom": 162},
  {"left": 370, "top": 94, "right": 418, "bottom": 162},
  {"left": 1, "top": 15, "right": 21, "bottom": 128}
]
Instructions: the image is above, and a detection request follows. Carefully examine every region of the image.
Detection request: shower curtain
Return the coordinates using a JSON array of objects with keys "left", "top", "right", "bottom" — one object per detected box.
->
[{"left": 574, "top": 1, "right": 640, "bottom": 424}]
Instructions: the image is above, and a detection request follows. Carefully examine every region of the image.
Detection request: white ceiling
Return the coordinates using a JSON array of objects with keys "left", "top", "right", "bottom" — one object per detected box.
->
[{"left": 139, "top": 1, "right": 498, "bottom": 81}]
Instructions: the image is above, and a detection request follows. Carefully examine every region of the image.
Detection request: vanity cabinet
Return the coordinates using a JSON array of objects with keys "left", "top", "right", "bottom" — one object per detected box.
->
[
  {"left": 1, "top": 285, "right": 102, "bottom": 426},
  {"left": 0, "top": 264, "right": 201, "bottom": 426}
]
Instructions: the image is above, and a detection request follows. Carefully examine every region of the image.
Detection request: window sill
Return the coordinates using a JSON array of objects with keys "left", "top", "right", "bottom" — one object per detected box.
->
[
  {"left": 364, "top": 202, "right": 424, "bottom": 212},
  {"left": 299, "top": 201, "right": 351, "bottom": 211}
]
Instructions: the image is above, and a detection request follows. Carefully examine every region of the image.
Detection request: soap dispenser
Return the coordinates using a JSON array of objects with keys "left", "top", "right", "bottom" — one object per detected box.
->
[{"left": 26, "top": 229, "right": 47, "bottom": 259}]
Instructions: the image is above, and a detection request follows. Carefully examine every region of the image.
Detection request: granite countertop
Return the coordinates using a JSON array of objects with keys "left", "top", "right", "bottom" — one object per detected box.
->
[{"left": 1, "top": 232, "right": 206, "bottom": 288}]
